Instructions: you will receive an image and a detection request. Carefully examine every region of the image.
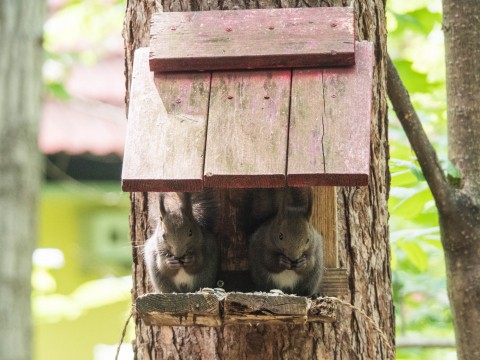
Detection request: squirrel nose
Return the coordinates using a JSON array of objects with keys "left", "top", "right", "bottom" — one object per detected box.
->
[{"left": 173, "top": 256, "right": 185, "bottom": 263}]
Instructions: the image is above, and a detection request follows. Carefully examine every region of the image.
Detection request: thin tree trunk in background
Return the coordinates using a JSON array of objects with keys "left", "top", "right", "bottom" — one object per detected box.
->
[
  {"left": 124, "top": 0, "right": 393, "bottom": 358},
  {"left": 442, "top": 1, "right": 480, "bottom": 359},
  {"left": 386, "top": 0, "right": 480, "bottom": 357},
  {"left": 0, "top": 1, "right": 44, "bottom": 360}
]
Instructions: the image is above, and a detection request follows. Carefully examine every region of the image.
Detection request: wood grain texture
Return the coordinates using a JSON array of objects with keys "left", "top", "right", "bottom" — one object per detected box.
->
[
  {"left": 322, "top": 41, "right": 373, "bottom": 185},
  {"left": 287, "top": 68, "right": 326, "bottom": 186},
  {"left": 136, "top": 293, "right": 336, "bottom": 326},
  {"left": 224, "top": 293, "right": 308, "bottom": 316},
  {"left": 136, "top": 293, "right": 221, "bottom": 327},
  {"left": 318, "top": 268, "right": 349, "bottom": 295},
  {"left": 311, "top": 187, "right": 338, "bottom": 268},
  {"left": 149, "top": 7, "right": 354, "bottom": 72},
  {"left": 287, "top": 41, "right": 373, "bottom": 187},
  {"left": 204, "top": 70, "right": 291, "bottom": 188},
  {"left": 216, "top": 190, "right": 249, "bottom": 273},
  {"left": 121, "top": 47, "right": 211, "bottom": 192}
]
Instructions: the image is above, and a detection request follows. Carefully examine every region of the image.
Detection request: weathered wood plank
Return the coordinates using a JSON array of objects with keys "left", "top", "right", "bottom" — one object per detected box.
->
[
  {"left": 223, "top": 293, "right": 337, "bottom": 324},
  {"left": 287, "top": 41, "right": 373, "bottom": 186},
  {"left": 149, "top": 7, "right": 354, "bottom": 72},
  {"left": 287, "top": 68, "right": 325, "bottom": 186},
  {"left": 204, "top": 70, "right": 290, "bottom": 188},
  {"left": 136, "top": 292, "right": 221, "bottom": 327},
  {"left": 121, "top": 47, "right": 211, "bottom": 192},
  {"left": 137, "top": 292, "right": 337, "bottom": 326},
  {"left": 311, "top": 187, "right": 338, "bottom": 268},
  {"left": 319, "top": 268, "right": 349, "bottom": 295},
  {"left": 322, "top": 41, "right": 373, "bottom": 185},
  {"left": 224, "top": 292, "right": 308, "bottom": 317}
]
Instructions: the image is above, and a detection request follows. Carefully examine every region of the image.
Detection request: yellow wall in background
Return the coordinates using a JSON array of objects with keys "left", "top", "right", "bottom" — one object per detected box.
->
[{"left": 34, "top": 183, "right": 133, "bottom": 360}]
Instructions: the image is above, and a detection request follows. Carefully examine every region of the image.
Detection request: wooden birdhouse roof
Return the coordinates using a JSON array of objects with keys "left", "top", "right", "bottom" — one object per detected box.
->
[{"left": 121, "top": 7, "right": 373, "bottom": 192}]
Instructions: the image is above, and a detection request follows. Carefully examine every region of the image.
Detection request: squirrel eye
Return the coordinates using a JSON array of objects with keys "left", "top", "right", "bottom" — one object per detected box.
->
[
  {"left": 278, "top": 232, "right": 284, "bottom": 240},
  {"left": 188, "top": 229, "right": 193, "bottom": 237},
  {"left": 162, "top": 233, "right": 166, "bottom": 240}
]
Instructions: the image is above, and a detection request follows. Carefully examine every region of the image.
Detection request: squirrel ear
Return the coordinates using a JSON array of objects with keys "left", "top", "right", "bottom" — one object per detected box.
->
[
  {"left": 159, "top": 193, "right": 167, "bottom": 219},
  {"left": 272, "top": 188, "right": 288, "bottom": 225},
  {"left": 304, "top": 187, "right": 313, "bottom": 220},
  {"left": 179, "top": 192, "right": 194, "bottom": 217}
]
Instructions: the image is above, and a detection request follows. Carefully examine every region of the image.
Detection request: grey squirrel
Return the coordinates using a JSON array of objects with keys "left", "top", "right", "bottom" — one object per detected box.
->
[
  {"left": 144, "top": 191, "right": 219, "bottom": 293},
  {"left": 248, "top": 187, "right": 324, "bottom": 296}
]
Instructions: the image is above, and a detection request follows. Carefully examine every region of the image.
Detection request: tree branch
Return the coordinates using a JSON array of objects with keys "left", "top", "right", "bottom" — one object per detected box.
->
[
  {"left": 396, "top": 337, "right": 456, "bottom": 349},
  {"left": 386, "top": 55, "right": 452, "bottom": 210}
]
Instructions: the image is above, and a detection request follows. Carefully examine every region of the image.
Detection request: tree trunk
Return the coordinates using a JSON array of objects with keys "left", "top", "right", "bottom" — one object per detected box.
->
[
  {"left": 124, "top": 0, "right": 393, "bottom": 359},
  {"left": 442, "top": 1, "right": 480, "bottom": 359},
  {"left": 0, "top": 1, "right": 44, "bottom": 360}
]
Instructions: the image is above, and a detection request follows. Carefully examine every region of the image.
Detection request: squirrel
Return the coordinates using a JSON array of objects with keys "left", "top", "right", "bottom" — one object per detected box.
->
[
  {"left": 144, "top": 191, "right": 219, "bottom": 293},
  {"left": 248, "top": 187, "right": 324, "bottom": 296}
]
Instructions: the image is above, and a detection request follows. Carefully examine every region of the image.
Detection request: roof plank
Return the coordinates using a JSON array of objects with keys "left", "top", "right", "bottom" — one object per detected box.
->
[
  {"left": 149, "top": 7, "right": 354, "bottom": 72},
  {"left": 122, "top": 48, "right": 211, "bottom": 192},
  {"left": 322, "top": 41, "right": 373, "bottom": 185},
  {"left": 203, "top": 70, "right": 290, "bottom": 188},
  {"left": 287, "top": 41, "right": 373, "bottom": 186}
]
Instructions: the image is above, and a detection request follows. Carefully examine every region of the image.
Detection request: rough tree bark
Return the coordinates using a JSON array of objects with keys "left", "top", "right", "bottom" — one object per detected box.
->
[
  {"left": 387, "top": 1, "right": 479, "bottom": 359},
  {"left": 0, "top": 1, "right": 44, "bottom": 360},
  {"left": 124, "top": 0, "right": 393, "bottom": 359},
  {"left": 443, "top": 2, "right": 480, "bottom": 356}
]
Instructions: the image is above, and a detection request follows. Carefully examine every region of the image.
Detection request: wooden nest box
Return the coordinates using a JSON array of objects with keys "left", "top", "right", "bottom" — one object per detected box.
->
[{"left": 122, "top": 7, "right": 373, "bottom": 327}]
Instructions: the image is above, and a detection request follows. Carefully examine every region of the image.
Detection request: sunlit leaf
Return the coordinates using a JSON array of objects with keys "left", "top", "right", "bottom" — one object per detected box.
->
[
  {"left": 45, "top": 82, "right": 71, "bottom": 101},
  {"left": 398, "top": 241, "right": 428, "bottom": 272},
  {"left": 391, "top": 170, "right": 419, "bottom": 187},
  {"left": 391, "top": 227, "right": 440, "bottom": 243},
  {"left": 392, "top": 8, "right": 442, "bottom": 35},
  {"left": 391, "top": 186, "right": 433, "bottom": 218}
]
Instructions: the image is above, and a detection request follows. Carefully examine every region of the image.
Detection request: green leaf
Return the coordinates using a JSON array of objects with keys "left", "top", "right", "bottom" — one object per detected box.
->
[
  {"left": 391, "top": 186, "right": 433, "bottom": 218},
  {"left": 391, "top": 159, "right": 425, "bottom": 182},
  {"left": 393, "top": 8, "right": 442, "bottom": 35},
  {"left": 391, "top": 170, "right": 419, "bottom": 187},
  {"left": 399, "top": 241, "right": 429, "bottom": 272},
  {"left": 391, "top": 227, "right": 440, "bottom": 243},
  {"left": 392, "top": 60, "right": 442, "bottom": 94},
  {"left": 46, "top": 82, "right": 71, "bottom": 101}
]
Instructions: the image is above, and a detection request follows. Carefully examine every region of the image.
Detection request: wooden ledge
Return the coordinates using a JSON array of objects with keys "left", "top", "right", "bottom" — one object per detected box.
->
[
  {"left": 136, "top": 292, "right": 222, "bottom": 327},
  {"left": 136, "top": 290, "right": 339, "bottom": 327}
]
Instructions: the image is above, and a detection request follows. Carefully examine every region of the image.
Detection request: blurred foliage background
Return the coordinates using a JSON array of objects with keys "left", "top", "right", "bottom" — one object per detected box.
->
[
  {"left": 388, "top": 0, "right": 455, "bottom": 359},
  {"left": 36, "top": 0, "right": 455, "bottom": 359}
]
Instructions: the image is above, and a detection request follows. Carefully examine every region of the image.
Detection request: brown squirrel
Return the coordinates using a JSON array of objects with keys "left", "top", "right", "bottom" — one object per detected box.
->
[
  {"left": 248, "top": 187, "right": 323, "bottom": 296},
  {"left": 144, "top": 191, "right": 219, "bottom": 293}
]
